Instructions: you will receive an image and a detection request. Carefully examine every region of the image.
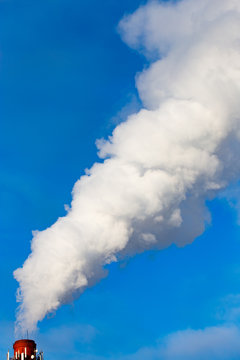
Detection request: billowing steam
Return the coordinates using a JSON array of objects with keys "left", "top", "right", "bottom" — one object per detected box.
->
[{"left": 14, "top": 0, "right": 240, "bottom": 334}]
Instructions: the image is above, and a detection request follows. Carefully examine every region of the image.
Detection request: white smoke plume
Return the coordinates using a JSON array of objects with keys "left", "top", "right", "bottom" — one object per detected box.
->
[{"left": 14, "top": 0, "right": 240, "bottom": 334}]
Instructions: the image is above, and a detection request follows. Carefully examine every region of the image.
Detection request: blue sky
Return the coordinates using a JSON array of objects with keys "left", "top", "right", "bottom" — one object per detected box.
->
[{"left": 1, "top": 0, "right": 240, "bottom": 359}]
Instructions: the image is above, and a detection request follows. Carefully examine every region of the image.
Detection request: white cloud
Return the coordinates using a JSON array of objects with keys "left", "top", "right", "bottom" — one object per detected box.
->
[
  {"left": 219, "top": 184, "right": 240, "bottom": 224},
  {"left": 159, "top": 326, "right": 240, "bottom": 360},
  {"left": 118, "top": 325, "right": 240, "bottom": 360},
  {"left": 62, "top": 325, "right": 240, "bottom": 360},
  {"left": 14, "top": 0, "right": 240, "bottom": 334}
]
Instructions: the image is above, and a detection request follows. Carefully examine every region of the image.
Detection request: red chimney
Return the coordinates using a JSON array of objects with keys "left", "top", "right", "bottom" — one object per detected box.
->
[{"left": 13, "top": 340, "right": 36, "bottom": 360}]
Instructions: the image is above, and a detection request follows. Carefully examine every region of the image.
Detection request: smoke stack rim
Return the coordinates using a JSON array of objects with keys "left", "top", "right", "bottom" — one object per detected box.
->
[{"left": 13, "top": 340, "right": 36, "bottom": 359}]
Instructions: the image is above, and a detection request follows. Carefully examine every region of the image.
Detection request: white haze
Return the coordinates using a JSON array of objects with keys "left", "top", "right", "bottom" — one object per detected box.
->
[{"left": 14, "top": 0, "right": 240, "bottom": 334}]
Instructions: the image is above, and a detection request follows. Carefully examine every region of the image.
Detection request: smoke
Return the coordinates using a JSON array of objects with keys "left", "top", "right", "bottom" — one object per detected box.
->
[{"left": 14, "top": 0, "right": 240, "bottom": 334}]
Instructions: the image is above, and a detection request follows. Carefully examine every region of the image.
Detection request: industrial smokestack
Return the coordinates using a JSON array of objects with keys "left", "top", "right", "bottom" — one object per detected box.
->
[
  {"left": 12, "top": 340, "right": 36, "bottom": 360},
  {"left": 14, "top": 0, "right": 240, "bottom": 335}
]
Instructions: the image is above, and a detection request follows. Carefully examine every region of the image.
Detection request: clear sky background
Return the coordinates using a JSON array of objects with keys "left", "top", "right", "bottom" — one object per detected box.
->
[{"left": 1, "top": 0, "right": 240, "bottom": 359}]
